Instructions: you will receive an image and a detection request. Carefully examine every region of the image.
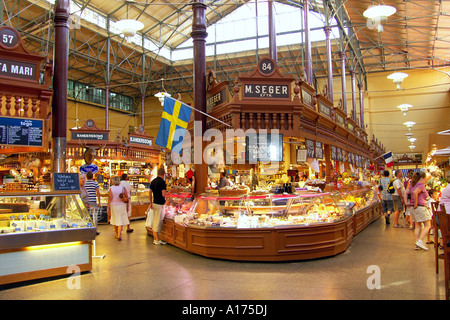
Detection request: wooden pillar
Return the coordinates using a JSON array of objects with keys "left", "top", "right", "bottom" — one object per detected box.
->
[
  {"left": 191, "top": 0, "right": 208, "bottom": 194},
  {"left": 52, "top": 0, "right": 70, "bottom": 173}
]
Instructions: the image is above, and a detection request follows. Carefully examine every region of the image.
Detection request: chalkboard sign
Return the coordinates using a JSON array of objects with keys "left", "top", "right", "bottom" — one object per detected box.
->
[
  {"left": 52, "top": 173, "right": 80, "bottom": 191},
  {"left": 0, "top": 116, "right": 43, "bottom": 147}
]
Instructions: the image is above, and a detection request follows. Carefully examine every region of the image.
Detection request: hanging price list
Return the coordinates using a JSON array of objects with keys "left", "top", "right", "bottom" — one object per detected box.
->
[{"left": 0, "top": 117, "right": 43, "bottom": 147}]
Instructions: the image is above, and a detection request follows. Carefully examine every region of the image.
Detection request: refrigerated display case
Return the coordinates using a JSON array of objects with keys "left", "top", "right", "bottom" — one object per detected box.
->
[
  {"left": 0, "top": 191, "right": 96, "bottom": 285},
  {"left": 146, "top": 189, "right": 380, "bottom": 261}
]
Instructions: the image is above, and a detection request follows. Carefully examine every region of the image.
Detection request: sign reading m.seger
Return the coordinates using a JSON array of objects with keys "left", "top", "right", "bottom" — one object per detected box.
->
[{"left": 243, "top": 84, "right": 289, "bottom": 99}]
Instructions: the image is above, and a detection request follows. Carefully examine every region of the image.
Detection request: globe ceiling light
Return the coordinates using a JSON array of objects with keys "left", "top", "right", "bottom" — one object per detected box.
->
[
  {"left": 387, "top": 72, "right": 409, "bottom": 90},
  {"left": 115, "top": 19, "right": 144, "bottom": 42},
  {"left": 397, "top": 104, "right": 413, "bottom": 115},
  {"left": 363, "top": 5, "right": 397, "bottom": 32},
  {"left": 403, "top": 121, "right": 416, "bottom": 130},
  {"left": 154, "top": 91, "right": 171, "bottom": 106}
]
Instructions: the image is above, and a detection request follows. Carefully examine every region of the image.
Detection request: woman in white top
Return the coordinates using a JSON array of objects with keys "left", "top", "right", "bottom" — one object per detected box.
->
[{"left": 107, "top": 176, "right": 129, "bottom": 241}]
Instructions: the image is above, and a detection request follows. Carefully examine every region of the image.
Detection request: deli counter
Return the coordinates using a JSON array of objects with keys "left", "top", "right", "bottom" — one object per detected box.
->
[
  {"left": 0, "top": 191, "right": 96, "bottom": 285},
  {"left": 146, "top": 188, "right": 381, "bottom": 261}
]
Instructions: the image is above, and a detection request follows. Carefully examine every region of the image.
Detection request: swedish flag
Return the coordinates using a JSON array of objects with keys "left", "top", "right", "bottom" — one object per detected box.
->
[{"left": 155, "top": 96, "right": 192, "bottom": 150}]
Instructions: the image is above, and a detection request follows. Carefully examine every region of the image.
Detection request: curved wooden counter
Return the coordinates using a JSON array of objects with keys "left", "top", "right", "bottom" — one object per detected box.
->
[{"left": 146, "top": 202, "right": 381, "bottom": 262}]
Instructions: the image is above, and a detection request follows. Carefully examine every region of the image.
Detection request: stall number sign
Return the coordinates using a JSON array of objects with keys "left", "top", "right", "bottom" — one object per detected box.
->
[
  {"left": 0, "top": 116, "right": 43, "bottom": 147},
  {"left": 0, "top": 27, "right": 19, "bottom": 49}
]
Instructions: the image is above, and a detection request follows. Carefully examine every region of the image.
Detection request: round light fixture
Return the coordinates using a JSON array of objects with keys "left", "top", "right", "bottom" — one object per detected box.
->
[
  {"left": 388, "top": 72, "right": 409, "bottom": 89},
  {"left": 408, "top": 137, "right": 417, "bottom": 144},
  {"left": 115, "top": 19, "right": 144, "bottom": 41},
  {"left": 363, "top": 5, "right": 397, "bottom": 32},
  {"left": 409, "top": 145, "right": 416, "bottom": 151},
  {"left": 403, "top": 121, "right": 416, "bottom": 130},
  {"left": 363, "top": 5, "right": 397, "bottom": 20},
  {"left": 397, "top": 104, "right": 413, "bottom": 115},
  {"left": 154, "top": 91, "right": 171, "bottom": 106}
]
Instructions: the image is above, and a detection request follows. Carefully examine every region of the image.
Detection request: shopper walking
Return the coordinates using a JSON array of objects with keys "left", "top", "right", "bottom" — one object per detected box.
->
[
  {"left": 404, "top": 170, "right": 415, "bottom": 229},
  {"left": 107, "top": 176, "right": 129, "bottom": 241},
  {"left": 84, "top": 171, "right": 102, "bottom": 224},
  {"left": 379, "top": 170, "right": 393, "bottom": 225},
  {"left": 392, "top": 169, "right": 405, "bottom": 228},
  {"left": 120, "top": 173, "right": 134, "bottom": 233},
  {"left": 149, "top": 167, "right": 167, "bottom": 245},
  {"left": 411, "top": 172, "right": 432, "bottom": 250}
]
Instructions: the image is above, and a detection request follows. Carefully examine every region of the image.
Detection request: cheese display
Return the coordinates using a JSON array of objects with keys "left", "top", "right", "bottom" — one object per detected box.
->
[{"left": 0, "top": 193, "right": 94, "bottom": 234}]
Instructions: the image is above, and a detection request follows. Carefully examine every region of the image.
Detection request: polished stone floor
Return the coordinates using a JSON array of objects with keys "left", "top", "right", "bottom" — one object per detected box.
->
[{"left": 0, "top": 215, "right": 447, "bottom": 300}]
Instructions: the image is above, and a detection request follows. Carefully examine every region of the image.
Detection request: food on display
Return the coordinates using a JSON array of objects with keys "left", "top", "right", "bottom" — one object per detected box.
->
[{"left": 163, "top": 188, "right": 376, "bottom": 229}]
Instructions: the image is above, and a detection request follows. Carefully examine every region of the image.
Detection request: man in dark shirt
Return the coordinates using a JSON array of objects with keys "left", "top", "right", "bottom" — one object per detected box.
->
[{"left": 149, "top": 167, "right": 167, "bottom": 245}]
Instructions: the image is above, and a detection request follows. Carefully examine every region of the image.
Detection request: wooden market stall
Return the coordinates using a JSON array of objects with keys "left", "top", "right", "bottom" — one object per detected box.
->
[
  {"left": 152, "top": 57, "right": 381, "bottom": 262},
  {"left": 67, "top": 120, "right": 164, "bottom": 220}
]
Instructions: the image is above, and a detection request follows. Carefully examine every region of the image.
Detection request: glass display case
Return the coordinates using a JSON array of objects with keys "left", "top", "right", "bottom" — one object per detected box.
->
[
  {"left": 343, "top": 189, "right": 378, "bottom": 212},
  {"left": 0, "top": 191, "right": 96, "bottom": 285},
  {"left": 163, "top": 192, "right": 355, "bottom": 229},
  {"left": 0, "top": 191, "right": 94, "bottom": 234}
]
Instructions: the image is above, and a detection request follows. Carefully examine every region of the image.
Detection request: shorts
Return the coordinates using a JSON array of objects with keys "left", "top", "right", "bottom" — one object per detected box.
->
[
  {"left": 405, "top": 206, "right": 412, "bottom": 216},
  {"left": 152, "top": 203, "right": 165, "bottom": 233},
  {"left": 392, "top": 196, "right": 403, "bottom": 212},
  {"left": 411, "top": 206, "right": 431, "bottom": 223},
  {"left": 382, "top": 199, "right": 393, "bottom": 213}
]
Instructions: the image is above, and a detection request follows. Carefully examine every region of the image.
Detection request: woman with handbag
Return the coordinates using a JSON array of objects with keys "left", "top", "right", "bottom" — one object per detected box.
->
[{"left": 107, "top": 176, "right": 129, "bottom": 241}]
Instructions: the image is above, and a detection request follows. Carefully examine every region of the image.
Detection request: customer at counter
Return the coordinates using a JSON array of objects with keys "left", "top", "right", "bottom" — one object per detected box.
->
[{"left": 217, "top": 171, "right": 230, "bottom": 190}]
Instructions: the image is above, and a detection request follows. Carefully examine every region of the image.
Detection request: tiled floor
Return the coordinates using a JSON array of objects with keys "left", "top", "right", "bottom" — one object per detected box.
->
[{"left": 0, "top": 216, "right": 447, "bottom": 300}]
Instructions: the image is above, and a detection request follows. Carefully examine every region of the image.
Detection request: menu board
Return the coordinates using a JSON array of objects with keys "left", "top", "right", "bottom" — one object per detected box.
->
[
  {"left": 0, "top": 116, "right": 43, "bottom": 147},
  {"left": 52, "top": 173, "right": 80, "bottom": 191}
]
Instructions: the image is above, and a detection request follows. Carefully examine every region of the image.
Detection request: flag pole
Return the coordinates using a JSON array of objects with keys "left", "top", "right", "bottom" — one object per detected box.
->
[
  {"left": 171, "top": 96, "right": 232, "bottom": 128},
  {"left": 373, "top": 151, "right": 391, "bottom": 161}
]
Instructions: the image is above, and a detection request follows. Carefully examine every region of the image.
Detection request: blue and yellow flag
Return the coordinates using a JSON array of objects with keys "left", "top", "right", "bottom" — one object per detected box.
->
[{"left": 155, "top": 96, "right": 192, "bottom": 150}]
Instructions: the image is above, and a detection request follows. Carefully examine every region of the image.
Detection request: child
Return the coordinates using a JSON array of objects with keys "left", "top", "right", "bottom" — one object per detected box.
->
[{"left": 426, "top": 189, "right": 440, "bottom": 245}]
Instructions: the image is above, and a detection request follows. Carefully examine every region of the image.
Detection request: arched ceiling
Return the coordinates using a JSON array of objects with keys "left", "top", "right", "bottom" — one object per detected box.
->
[{"left": 2, "top": 0, "right": 449, "bottom": 103}]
